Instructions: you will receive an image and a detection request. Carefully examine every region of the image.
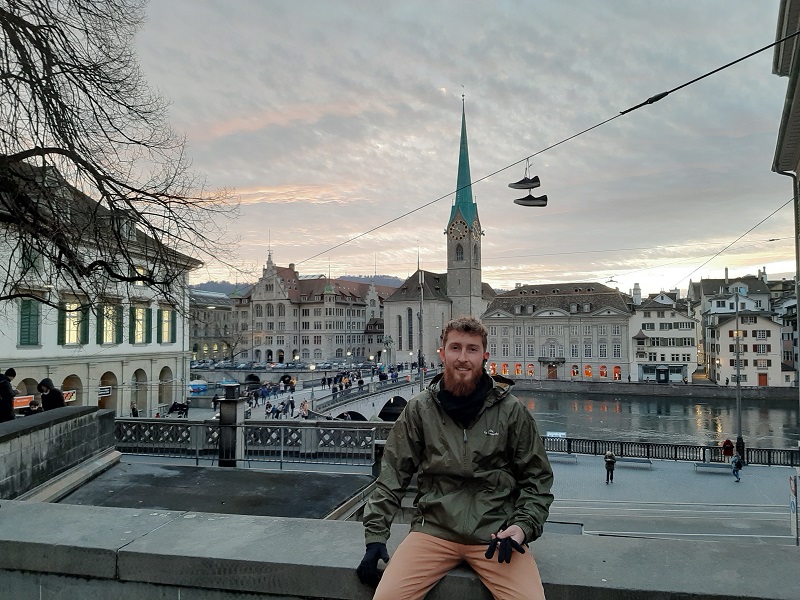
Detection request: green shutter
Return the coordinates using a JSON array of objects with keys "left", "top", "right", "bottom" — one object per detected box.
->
[
  {"left": 80, "top": 306, "right": 90, "bottom": 344},
  {"left": 96, "top": 304, "right": 105, "bottom": 344},
  {"left": 145, "top": 308, "right": 152, "bottom": 343},
  {"left": 157, "top": 308, "right": 163, "bottom": 343},
  {"left": 57, "top": 303, "right": 66, "bottom": 345},
  {"left": 115, "top": 305, "right": 124, "bottom": 343},
  {"left": 129, "top": 306, "right": 135, "bottom": 342},
  {"left": 170, "top": 309, "right": 177, "bottom": 343},
  {"left": 19, "top": 299, "right": 39, "bottom": 346}
]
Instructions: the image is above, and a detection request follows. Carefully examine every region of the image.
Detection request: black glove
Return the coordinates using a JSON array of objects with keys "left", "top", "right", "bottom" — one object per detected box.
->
[
  {"left": 485, "top": 536, "right": 526, "bottom": 563},
  {"left": 356, "top": 542, "right": 390, "bottom": 587}
]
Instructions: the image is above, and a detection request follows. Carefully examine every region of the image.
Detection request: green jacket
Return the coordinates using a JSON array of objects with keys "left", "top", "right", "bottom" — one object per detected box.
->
[{"left": 363, "top": 374, "right": 554, "bottom": 545}]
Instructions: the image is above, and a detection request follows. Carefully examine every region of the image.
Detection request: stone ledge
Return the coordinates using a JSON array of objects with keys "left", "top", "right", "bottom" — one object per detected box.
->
[{"left": 0, "top": 500, "right": 797, "bottom": 599}]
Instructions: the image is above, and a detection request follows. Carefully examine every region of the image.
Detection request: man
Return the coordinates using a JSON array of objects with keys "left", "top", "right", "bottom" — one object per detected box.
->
[
  {"left": 37, "top": 378, "right": 66, "bottom": 411},
  {"left": 356, "top": 316, "right": 554, "bottom": 599},
  {"left": 0, "top": 367, "right": 17, "bottom": 422}
]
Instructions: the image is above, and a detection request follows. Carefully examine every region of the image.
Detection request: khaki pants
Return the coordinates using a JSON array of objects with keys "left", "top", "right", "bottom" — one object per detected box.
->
[{"left": 373, "top": 532, "right": 546, "bottom": 600}]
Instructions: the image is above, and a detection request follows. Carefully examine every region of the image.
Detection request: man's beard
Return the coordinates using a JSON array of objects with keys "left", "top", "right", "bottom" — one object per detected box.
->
[{"left": 442, "top": 362, "right": 483, "bottom": 396}]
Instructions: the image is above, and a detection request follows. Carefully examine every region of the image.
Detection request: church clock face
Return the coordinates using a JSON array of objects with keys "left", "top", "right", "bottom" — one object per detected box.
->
[
  {"left": 471, "top": 222, "right": 481, "bottom": 240},
  {"left": 448, "top": 220, "right": 468, "bottom": 240}
]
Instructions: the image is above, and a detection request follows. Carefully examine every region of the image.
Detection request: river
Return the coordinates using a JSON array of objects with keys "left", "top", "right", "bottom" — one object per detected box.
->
[{"left": 517, "top": 391, "right": 800, "bottom": 449}]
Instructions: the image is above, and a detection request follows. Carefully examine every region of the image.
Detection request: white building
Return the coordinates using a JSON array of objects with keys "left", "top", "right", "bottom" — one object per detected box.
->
[
  {"left": 629, "top": 285, "right": 700, "bottom": 383},
  {"left": 0, "top": 168, "right": 198, "bottom": 417}
]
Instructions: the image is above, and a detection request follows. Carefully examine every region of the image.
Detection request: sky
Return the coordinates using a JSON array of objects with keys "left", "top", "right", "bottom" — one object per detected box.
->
[{"left": 136, "top": 0, "right": 795, "bottom": 297}]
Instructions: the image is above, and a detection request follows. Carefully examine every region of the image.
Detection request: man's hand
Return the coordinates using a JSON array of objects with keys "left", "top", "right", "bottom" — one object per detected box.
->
[
  {"left": 485, "top": 525, "right": 527, "bottom": 563},
  {"left": 356, "top": 542, "right": 390, "bottom": 587}
]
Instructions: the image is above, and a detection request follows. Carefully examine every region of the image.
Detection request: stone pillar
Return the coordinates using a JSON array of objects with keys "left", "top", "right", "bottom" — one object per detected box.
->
[{"left": 219, "top": 384, "right": 245, "bottom": 467}]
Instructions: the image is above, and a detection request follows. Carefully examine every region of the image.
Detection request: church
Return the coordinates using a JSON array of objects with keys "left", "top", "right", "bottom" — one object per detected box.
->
[{"left": 383, "top": 101, "right": 495, "bottom": 369}]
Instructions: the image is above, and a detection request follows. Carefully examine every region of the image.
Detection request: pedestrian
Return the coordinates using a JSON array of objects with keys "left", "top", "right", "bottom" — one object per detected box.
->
[
  {"left": 722, "top": 438, "right": 734, "bottom": 463},
  {"left": 130, "top": 402, "right": 140, "bottom": 418},
  {"left": 725, "top": 377, "right": 729, "bottom": 387},
  {"left": 627, "top": 374, "right": 631, "bottom": 383},
  {"left": 300, "top": 399, "right": 309, "bottom": 419},
  {"left": 604, "top": 450, "right": 616, "bottom": 484},
  {"left": 732, "top": 451, "right": 743, "bottom": 482},
  {"left": 356, "top": 316, "right": 553, "bottom": 598},
  {"left": 37, "top": 378, "right": 65, "bottom": 411},
  {"left": 22, "top": 398, "right": 43, "bottom": 416},
  {"left": 287, "top": 395, "right": 295, "bottom": 417},
  {"left": 264, "top": 401, "right": 272, "bottom": 418},
  {"left": 0, "top": 367, "right": 17, "bottom": 423},
  {"left": 212, "top": 394, "right": 220, "bottom": 411}
]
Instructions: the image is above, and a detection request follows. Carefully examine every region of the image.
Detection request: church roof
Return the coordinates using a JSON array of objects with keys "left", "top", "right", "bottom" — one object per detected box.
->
[
  {"left": 384, "top": 270, "right": 452, "bottom": 303},
  {"left": 448, "top": 100, "right": 478, "bottom": 226}
]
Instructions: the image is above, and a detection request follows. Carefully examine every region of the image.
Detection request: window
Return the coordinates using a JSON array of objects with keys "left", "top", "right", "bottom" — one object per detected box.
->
[
  {"left": 648, "top": 352, "right": 657, "bottom": 361},
  {"left": 583, "top": 303, "right": 591, "bottom": 312},
  {"left": 642, "top": 322, "right": 655, "bottom": 330},
  {"left": 546, "top": 325, "right": 555, "bottom": 336},
  {"left": 742, "top": 316, "right": 757, "bottom": 324},
  {"left": 671, "top": 353, "right": 680, "bottom": 361},
  {"left": 613, "top": 343, "right": 621, "bottom": 358},
  {"left": 597, "top": 325, "right": 607, "bottom": 336},
  {"left": 643, "top": 311, "right": 651, "bottom": 317},
  {"left": 611, "top": 324, "right": 620, "bottom": 336},
  {"left": 527, "top": 325, "right": 535, "bottom": 336},
  {"left": 572, "top": 365, "right": 579, "bottom": 376},
  {"left": 58, "top": 301, "right": 89, "bottom": 345},
  {"left": 157, "top": 308, "right": 177, "bottom": 343},
  {"left": 19, "top": 298, "right": 41, "bottom": 346},
  {"left": 527, "top": 343, "right": 536, "bottom": 355},
  {"left": 755, "top": 344, "right": 770, "bottom": 354},
  {"left": 407, "top": 308, "right": 413, "bottom": 351},
  {"left": 584, "top": 343, "right": 592, "bottom": 358},
  {"left": 490, "top": 326, "right": 497, "bottom": 336},
  {"left": 659, "top": 322, "right": 673, "bottom": 330},
  {"left": 502, "top": 343, "right": 509, "bottom": 357},
  {"left": 755, "top": 330, "right": 768, "bottom": 339},
  {"left": 716, "top": 300, "right": 725, "bottom": 308},
  {"left": 571, "top": 343, "right": 579, "bottom": 358},
  {"left": 255, "top": 305, "right": 263, "bottom": 317},
  {"left": 756, "top": 359, "right": 770, "bottom": 369},
  {"left": 657, "top": 311, "right": 665, "bottom": 318},
  {"left": 570, "top": 303, "right": 577, "bottom": 313},
  {"left": 583, "top": 325, "right": 591, "bottom": 336},
  {"left": 502, "top": 326, "right": 510, "bottom": 336},
  {"left": 515, "top": 326, "right": 523, "bottom": 336},
  {"left": 97, "top": 304, "right": 123, "bottom": 344},
  {"left": 455, "top": 244, "right": 464, "bottom": 261},
  {"left": 277, "top": 304, "right": 285, "bottom": 317},
  {"left": 515, "top": 343, "right": 522, "bottom": 357},
  {"left": 129, "top": 305, "right": 152, "bottom": 344},
  {"left": 570, "top": 325, "right": 578, "bottom": 336},
  {"left": 277, "top": 336, "right": 284, "bottom": 345},
  {"left": 548, "top": 344, "right": 556, "bottom": 358},
  {"left": 599, "top": 343, "right": 607, "bottom": 358},
  {"left": 489, "top": 343, "right": 497, "bottom": 355}
]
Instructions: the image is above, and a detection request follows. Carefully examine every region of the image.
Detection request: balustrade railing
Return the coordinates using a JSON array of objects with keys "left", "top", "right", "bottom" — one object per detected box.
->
[{"left": 115, "top": 419, "right": 800, "bottom": 468}]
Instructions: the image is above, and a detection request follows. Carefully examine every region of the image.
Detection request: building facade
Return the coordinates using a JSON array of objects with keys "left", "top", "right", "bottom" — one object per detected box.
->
[{"left": 481, "top": 283, "right": 633, "bottom": 381}]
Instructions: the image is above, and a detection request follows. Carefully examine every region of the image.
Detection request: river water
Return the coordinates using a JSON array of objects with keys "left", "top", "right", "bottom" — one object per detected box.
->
[{"left": 516, "top": 391, "right": 800, "bottom": 449}]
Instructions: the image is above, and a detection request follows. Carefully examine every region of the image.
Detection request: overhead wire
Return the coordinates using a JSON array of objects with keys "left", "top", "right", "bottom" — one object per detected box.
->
[{"left": 296, "top": 28, "right": 800, "bottom": 271}]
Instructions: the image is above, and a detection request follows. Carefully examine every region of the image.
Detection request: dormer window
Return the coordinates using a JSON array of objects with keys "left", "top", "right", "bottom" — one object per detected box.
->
[
  {"left": 515, "top": 305, "right": 522, "bottom": 314},
  {"left": 570, "top": 303, "right": 577, "bottom": 313},
  {"left": 583, "top": 303, "right": 591, "bottom": 312}
]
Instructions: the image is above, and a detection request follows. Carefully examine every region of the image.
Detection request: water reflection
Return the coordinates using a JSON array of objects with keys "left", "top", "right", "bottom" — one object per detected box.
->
[{"left": 520, "top": 391, "right": 800, "bottom": 448}]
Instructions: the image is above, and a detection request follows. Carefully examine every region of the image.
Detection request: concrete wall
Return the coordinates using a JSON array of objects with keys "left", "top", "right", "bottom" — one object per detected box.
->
[
  {"left": 0, "top": 407, "right": 115, "bottom": 499},
  {"left": 0, "top": 500, "right": 796, "bottom": 600}
]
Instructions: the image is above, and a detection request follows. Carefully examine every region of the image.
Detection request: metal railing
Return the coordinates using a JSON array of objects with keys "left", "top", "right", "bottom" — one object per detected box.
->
[
  {"left": 115, "top": 419, "right": 380, "bottom": 468},
  {"left": 115, "top": 419, "right": 800, "bottom": 469}
]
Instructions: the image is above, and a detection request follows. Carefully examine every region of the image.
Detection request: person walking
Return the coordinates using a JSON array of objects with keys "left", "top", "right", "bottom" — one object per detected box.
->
[
  {"left": 604, "top": 450, "right": 617, "bottom": 484},
  {"left": 37, "top": 378, "right": 65, "bottom": 411},
  {"left": 722, "top": 438, "right": 734, "bottom": 463},
  {"left": 732, "top": 451, "right": 744, "bottom": 482},
  {"left": 356, "top": 316, "right": 553, "bottom": 599},
  {"left": 0, "top": 367, "right": 18, "bottom": 422}
]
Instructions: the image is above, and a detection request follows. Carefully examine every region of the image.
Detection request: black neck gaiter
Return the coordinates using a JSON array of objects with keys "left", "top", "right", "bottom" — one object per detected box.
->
[{"left": 437, "top": 373, "right": 493, "bottom": 428}]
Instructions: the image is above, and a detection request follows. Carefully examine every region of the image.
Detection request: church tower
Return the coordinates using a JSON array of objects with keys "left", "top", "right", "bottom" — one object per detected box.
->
[{"left": 446, "top": 98, "right": 483, "bottom": 318}]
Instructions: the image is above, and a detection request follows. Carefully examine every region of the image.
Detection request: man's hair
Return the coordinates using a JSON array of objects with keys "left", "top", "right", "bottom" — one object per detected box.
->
[
  {"left": 4, "top": 368, "right": 15, "bottom": 379},
  {"left": 441, "top": 316, "right": 488, "bottom": 351}
]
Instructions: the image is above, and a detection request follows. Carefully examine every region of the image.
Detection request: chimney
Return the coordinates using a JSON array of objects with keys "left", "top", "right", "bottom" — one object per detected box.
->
[
  {"left": 724, "top": 268, "right": 728, "bottom": 284},
  {"left": 289, "top": 263, "right": 295, "bottom": 271},
  {"left": 762, "top": 266, "right": 768, "bottom": 284},
  {"left": 632, "top": 283, "right": 642, "bottom": 306}
]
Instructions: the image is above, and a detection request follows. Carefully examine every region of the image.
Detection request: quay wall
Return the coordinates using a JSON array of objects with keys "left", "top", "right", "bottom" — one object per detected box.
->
[
  {"left": 0, "top": 500, "right": 797, "bottom": 600},
  {"left": 0, "top": 407, "right": 115, "bottom": 499}
]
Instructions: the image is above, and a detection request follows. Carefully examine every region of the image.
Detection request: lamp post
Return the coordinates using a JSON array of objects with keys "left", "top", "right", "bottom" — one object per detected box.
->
[
  {"left": 309, "top": 364, "right": 315, "bottom": 407},
  {"left": 384, "top": 335, "right": 393, "bottom": 372},
  {"left": 734, "top": 290, "right": 745, "bottom": 459}
]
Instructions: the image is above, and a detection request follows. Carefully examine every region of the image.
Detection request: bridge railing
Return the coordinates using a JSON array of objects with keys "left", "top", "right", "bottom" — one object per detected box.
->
[
  {"left": 314, "top": 378, "right": 417, "bottom": 413},
  {"left": 115, "top": 419, "right": 387, "bottom": 468},
  {"left": 114, "top": 419, "right": 800, "bottom": 468}
]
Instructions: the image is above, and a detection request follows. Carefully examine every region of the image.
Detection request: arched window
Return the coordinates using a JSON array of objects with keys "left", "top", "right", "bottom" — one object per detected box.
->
[
  {"left": 255, "top": 304, "right": 263, "bottom": 318},
  {"left": 501, "top": 363, "right": 509, "bottom": 375},
  {"left": 336, "top": 348, "right": 344, "bottom": 358},
  {"left": 473, "top": 244, "right": 478, "bottom": 264},
  {"left": 266, "top": 303, "right": 274, "bottom": 317},
  {"left": 572, "top": 365, "right": 579, "bottom": 377},
  {"left": 584, "top": 365, "right": 593, "bottom": 378},
  {"left": 397, "top": 315, "right": 403, "bottom": 351},
  {"left": 613, "top": 366, "right": 622, "bottom": 380},
  {"left": 527, "top": 364, "right": 535, "bottom": 377},
  {"left": 514, "top": 363, "right": 522, "bottom": 376},
  {"left": 455, "top": 244, "right": 464, "bottom": 262},
  {"left": 489, "top": 363, "right": 497, "bottom": 375},
  {"left": 277, "top": 304, "right": 285, "bottom": 317},
  {"left": 314, "top": 349, "right": 322, "bottom": 360},
  {"left": 599, "top": 365, "right": 608, "bottom": 378}
]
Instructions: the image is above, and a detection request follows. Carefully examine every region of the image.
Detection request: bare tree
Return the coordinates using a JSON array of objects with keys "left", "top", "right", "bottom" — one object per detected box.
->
[{"left": 0, "top": 0, "right": 235, "bottom": 310}]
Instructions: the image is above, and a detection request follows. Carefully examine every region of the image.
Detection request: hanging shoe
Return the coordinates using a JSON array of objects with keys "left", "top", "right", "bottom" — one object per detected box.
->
[{"left": 508, "top": 175, "right": 541, "bottom": 190}]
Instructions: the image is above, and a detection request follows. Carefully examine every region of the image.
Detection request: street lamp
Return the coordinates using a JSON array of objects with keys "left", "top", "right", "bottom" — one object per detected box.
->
[{"left": 309, "top": 364, "right": 315, "bottom": 405}]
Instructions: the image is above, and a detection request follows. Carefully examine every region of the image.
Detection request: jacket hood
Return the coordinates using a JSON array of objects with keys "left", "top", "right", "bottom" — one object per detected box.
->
[
  {"left": 427, "top": 372, "right": 515, "bottom": 405},
  {"left": 37, "top": 378, "right": 55, "bottom": 393}
]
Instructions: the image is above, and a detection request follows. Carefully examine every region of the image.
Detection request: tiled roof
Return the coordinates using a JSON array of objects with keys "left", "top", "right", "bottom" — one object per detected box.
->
[
  {"left": 385, "top": 270, "right": 452, "bottom": 303},
  {"left": 485, "top": 282, "right": 632, "bottom": 314}
]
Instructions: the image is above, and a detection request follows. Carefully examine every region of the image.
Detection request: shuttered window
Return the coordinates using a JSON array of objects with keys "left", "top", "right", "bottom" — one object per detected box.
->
[{"left": 19, "top": 299, "right": 40, "bottom": 346}]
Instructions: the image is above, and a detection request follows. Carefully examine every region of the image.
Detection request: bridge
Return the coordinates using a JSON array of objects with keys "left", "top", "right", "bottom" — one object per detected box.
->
[{"left": 311, "top": 377, "right": 426, "bottom": 420}]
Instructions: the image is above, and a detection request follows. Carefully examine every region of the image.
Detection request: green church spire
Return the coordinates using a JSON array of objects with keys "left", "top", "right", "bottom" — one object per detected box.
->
[{"left": 449, "top": 96, "right": 477, "bottom": 225}]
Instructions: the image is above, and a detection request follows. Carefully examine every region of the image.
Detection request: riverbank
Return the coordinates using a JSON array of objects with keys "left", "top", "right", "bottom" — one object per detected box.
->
[{"left": 513, "top": 378, "right": 800, "bottom": 401}]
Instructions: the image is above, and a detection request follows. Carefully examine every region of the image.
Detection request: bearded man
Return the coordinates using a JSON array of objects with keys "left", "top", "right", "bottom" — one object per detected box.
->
[{"left": 357, "top": 316, "right": 554, "bottom": 600}]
